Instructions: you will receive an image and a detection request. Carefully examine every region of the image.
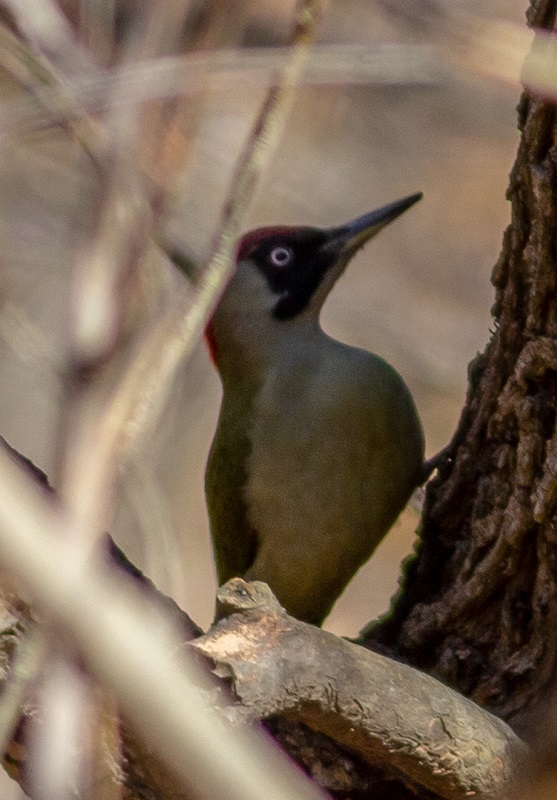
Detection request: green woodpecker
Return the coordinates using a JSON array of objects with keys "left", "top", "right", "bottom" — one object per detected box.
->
[{"left": 205, "top": 193, "right": 425, "bottom": 625}]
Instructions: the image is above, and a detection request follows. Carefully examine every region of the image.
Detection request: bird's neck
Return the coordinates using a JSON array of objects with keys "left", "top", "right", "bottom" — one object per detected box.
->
[{"left": 206, "top": 311, "right": 323, "bottom": 392}]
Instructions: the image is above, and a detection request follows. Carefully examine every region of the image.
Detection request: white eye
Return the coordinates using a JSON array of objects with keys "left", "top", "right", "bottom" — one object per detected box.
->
[{"left": 269, "top": 246, "right": 293, "bottom": 267}]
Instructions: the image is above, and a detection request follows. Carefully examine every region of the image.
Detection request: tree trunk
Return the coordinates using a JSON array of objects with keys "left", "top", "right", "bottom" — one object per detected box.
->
[{"left": 366, "top": 0, "right": 557, "bottom": 736}]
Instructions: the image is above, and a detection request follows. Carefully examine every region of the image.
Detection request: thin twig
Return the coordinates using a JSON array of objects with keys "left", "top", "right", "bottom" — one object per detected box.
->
[
  {"left": 0, "top": 16, "right": 538, "bottom": 145},
  {"left": 0, "top": 42, "right": 442, "bottom": 139},
  {"left": 0, "top": 20, "right": 107, "bottom": 162},
  {"left": 0, "top": 4, "right": 325, "bottom": 795},
  {"left": 1, "top": 0, "right": 95, "bottom": 76},
  {"left": 143, "top": 0, "right": 251, "bottom": 218},
  {"left": 46, "top": 8, "right": 198, "bottom": 796},
  {"left": 56, "top": 0, "right": 193, "bottom": 519},
  {"left": 94, "top": 0, "right": 328, "bottom": 492},
  {"left": 23, "top": 5, "right": 190, "bottom": 796},
  {"left": 11, "top": 0, "right": 327, "bottom": 574}
]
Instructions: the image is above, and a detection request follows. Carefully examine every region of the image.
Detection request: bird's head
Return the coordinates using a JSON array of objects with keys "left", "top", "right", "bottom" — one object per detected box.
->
[{"left": 206, "top": 192, "right": 422, "bottom": 370}]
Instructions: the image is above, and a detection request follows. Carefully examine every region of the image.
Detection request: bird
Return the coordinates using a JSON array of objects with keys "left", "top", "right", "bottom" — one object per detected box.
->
[{"left": 205, "top": 193, "right": 425, "bottom": 626}]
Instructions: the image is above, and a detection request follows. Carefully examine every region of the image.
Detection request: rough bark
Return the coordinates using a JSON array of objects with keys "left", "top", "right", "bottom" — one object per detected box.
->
[
  {"left": 0, "top": 576, "right": 524, "bottom": 800},
  {"left": 365, "top": 1, "right": 557, "bottom": 734},
  {"left": 193, "top": 580, "right": 525, "bottom": 800}
]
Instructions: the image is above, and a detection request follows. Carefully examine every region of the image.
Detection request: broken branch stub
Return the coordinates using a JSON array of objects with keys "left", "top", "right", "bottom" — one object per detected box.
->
[{"left": 193, "top": 578, "right": 526, "bottom": 800}]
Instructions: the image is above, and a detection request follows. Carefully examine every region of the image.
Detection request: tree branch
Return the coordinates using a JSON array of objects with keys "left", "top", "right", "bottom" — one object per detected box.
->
[{"left": 192, "top": 579, "right": 526, "bottom": 800}]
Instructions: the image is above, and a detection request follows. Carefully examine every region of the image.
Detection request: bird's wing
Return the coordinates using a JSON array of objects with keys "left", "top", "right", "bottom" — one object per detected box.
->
[{"left": 205, "top": 401, "right": 259, "bottom": 584}]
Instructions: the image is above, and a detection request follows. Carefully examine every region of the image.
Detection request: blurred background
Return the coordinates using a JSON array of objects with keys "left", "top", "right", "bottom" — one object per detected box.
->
[
  {"left": 0, "top": 1, "right": 524, "bottom": 624},
  {"left": 0, "top": 0, "right": 527, "bottom": 795},
  {"left": 0, "top": 0, "right": 523, "bottom": 634},
  {"left": 0, "top": 0, "right": 523, "bottom": 635}
]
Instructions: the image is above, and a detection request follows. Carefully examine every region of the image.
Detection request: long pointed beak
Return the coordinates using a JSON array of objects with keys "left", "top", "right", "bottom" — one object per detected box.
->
[{"left": 325, "top": 192, "right": 422, "bottom": 258}]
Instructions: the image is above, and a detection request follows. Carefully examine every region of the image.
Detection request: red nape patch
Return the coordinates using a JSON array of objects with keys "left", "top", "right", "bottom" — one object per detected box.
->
[
  {"left": 205, "top": 320, "right": 218, "bottom": 366},
  {"left": 237, "top": 226, "right": 295, "bottom": 260}
]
